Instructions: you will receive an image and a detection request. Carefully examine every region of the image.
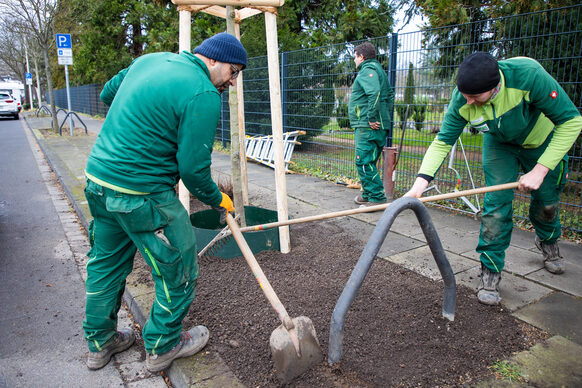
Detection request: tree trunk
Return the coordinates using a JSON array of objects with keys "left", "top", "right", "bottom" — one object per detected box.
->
[
  {"left": 43, "top": 47, "right": 58, "bottom": 132},
  {"left": 33, "top": 57, "right": 42, "bottom": 105},
  {"left": 227, "top": 7, "right": 246, "bottom": 226}
]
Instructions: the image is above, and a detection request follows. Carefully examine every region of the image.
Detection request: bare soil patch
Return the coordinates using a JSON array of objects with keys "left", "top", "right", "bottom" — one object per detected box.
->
[
  {"left": 131, "top": 197, "right": 548, "bottom": 387},
  {"left": 39, "top": 127, "right": 95, "bottom": 137}
]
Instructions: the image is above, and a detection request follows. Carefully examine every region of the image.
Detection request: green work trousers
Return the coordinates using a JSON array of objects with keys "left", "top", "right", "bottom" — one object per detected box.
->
[
  {"left": 477, "top": 134, "right": 568, "bottom": 273},
  {"left": 355, "top": 128, "right": 387, "bottom": 202},
  {"left": 83, "top": 179, "right": 198, "bottom": 355}
]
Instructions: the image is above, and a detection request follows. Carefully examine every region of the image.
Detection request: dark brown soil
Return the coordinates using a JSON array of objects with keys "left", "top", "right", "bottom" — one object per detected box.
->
[{"left": 132, "top": 197, "right": 548, "bottom": 387}]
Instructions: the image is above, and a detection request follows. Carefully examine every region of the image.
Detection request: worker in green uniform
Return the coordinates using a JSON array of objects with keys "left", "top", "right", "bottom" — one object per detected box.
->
[
  {"left": 348, "top": 42, "right": 394, "bottom": 207},
  {"left": 405, "top": 52, "right": 581, "bottom": 305},
  {"left": 83, "top": 32, "right": 246, "bottom": 372}
]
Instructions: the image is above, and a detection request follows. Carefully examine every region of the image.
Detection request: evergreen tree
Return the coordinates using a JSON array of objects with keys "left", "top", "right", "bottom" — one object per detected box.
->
[{"left": 395, "top": 62, "right": 415, "bottom": 130}]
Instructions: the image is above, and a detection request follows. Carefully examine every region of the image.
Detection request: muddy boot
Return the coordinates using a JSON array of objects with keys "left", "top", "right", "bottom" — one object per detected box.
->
[
  {"left": 87, "top": 328, "right": 136, "bottom": 370},
  {"left": 354, "top": 195, "right": 368, "bottom": 205},
  {"left": 535, "top": 236, "right": 565, "bottom": 274},
  {"left": 477, "top": 265, "right": 502, "bottom": 306},
  {"left": 146, "top": 326, "right": 209, "bottom": 372}
]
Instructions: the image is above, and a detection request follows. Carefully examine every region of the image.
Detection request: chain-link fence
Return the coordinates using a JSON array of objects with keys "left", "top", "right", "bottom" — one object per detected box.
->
[{"left": 50, "top": 5, "right": 581, "bottom": 232}]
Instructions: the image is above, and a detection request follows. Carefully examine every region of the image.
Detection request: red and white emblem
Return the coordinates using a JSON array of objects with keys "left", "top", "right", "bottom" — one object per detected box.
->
[{"left": 551, "top": 90, "right": 558, "bottom": 99}]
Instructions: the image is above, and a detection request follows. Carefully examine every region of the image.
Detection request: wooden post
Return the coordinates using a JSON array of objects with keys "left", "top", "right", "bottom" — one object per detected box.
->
[
  {"left": 226, "top": 7, "right": 247, "bottom": 226},
  {"left": 178, "top": 8, "right": 192, "bottom": 213},
  {"left": 382, "top": 146, "right": 398, "bottom": 200},
  {"left": 265, "top": 11, "right": 290, "bottom": 253},
  {"left": 235, "top": 22, "right": 249, "bottom": 206}
]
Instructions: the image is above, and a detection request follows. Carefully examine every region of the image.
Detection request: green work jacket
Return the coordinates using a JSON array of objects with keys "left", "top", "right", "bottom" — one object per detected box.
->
[
  {"left": 419, "top": 57, "right": 582, "bottom": 180},
  {"left": 348, "top": 59, "right": 394, "bottom": 129},
  {"left": 86, "top": 51, "right": 223, "bottom": 207}
]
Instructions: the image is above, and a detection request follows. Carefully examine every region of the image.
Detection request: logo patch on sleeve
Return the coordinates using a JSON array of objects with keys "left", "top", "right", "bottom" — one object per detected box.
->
[
  {"left": 551, "top": 90, "right": 558, "bottom": 99},
  {"left": 369, "top": 74, "right": 374, "bottom": 77}
]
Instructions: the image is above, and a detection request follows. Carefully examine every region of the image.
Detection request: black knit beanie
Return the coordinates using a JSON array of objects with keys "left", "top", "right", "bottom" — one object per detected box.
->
[
  {"left": 456, "top": 52, "right": 500, "bottom": 94},
  {"left": 193, "top": 32, "right": 248, "bottom": 69}
]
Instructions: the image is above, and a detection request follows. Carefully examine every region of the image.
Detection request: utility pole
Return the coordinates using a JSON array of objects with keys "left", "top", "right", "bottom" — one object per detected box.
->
[{"left": 24, "top": 43, "right": 34, "bottom": 110}]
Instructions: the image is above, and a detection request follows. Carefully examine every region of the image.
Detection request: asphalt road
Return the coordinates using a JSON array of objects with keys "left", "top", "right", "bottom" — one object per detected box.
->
[{"left": 0, "top": 117, "right": 126, "bottom": 387}]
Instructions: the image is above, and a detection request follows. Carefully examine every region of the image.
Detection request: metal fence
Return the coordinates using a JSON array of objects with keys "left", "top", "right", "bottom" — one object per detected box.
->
[
  {"left": 52, "top": 83, "right": 109, "bottom": 117},
  {"left": 51, "top": 5, "right": 582, "bottom": 232}
]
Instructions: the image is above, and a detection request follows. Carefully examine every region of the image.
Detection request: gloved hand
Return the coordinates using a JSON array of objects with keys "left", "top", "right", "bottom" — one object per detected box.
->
[{"left": 213, "top": 192, "right": 234, "bottom": 224}]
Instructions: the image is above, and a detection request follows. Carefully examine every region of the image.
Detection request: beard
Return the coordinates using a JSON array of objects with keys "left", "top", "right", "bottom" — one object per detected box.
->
[{"left": 216, "top": 81, "right": 231, "bottom": 94}]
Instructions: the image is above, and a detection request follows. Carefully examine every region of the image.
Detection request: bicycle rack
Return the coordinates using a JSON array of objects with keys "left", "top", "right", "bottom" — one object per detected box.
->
[
  {"left": 35, "top": 105, "right": 52, "bottom": 117},
  {"left": 425, "top": 138, "right": 481, "bottom": 218},
  {"left": 59, "top": 111, "right": 87, "bottom": 135},
  {"left": 327, "top": 197, "right": 457, "bottom": 365}
]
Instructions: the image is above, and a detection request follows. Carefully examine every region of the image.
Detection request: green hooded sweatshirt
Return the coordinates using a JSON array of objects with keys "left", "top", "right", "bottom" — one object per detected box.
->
[
  {"left": 419, "top": 57, "right": 582, "bottom": 180},
  {"left": 348, "top": 58, "right": 394, "bottom": 129},
  {"left": 86, "top": 51, "right": 223, "bottom": 207}
]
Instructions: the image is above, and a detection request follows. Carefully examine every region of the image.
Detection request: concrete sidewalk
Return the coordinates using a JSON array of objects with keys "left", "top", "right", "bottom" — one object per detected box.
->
[{"left": 24, "top": 111, "right": 582, "bottom": 387}]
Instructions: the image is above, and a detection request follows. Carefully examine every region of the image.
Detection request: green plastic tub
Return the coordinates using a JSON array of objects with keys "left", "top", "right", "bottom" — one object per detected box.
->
[{"left": 190, "top": 206, "right": 281, "bottom": 259}]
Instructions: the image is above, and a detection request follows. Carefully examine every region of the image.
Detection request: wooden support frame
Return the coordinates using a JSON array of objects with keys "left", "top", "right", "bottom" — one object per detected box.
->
[
  {"left": 174, "top": 0, "right": 291, "bottom": 253},
  {"left": 173, "top": 0, "right": 283, "bottom": 6}
]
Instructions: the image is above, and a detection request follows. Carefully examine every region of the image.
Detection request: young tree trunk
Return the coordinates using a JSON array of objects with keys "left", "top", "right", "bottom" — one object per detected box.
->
[{"left": 227, "top": 6, "right": 246, "bottom": 226}]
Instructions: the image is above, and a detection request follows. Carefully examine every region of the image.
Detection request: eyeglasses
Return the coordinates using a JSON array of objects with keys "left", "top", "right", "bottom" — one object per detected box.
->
[{"left": 229, "top": 63, "right": 240, "bottom": 79}]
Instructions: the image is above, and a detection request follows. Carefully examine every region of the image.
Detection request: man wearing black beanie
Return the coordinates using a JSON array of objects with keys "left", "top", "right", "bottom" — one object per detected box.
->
[
  {"left": 405, "top": 52, "right": 581, "bottom": 306},
  {"left": 83, "top": 32, "right": 246, "bottom": 372}
]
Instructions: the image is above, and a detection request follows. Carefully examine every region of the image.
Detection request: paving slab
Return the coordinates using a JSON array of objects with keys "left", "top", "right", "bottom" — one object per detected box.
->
[
  {"left": 416, "top": 226, "right": 480, "bottom": 256},
  {"left": 247, "top": 172, "right": 277, "bottom": 188},
  {"left": 332, "top": 215, "right": 426, "bottom": 257},
  {"left": 526, "top": 260, "right": 582, "bottom": 297},
  {"left": 509, "top": 336, "right": 582, "bottom": 388},
  {"left": 168, "top": 351, "right": 245, "bottom": 388},
  {"left": 126, "top": 376, "right": 168, "bottom": 388},
  {"left": 471, "top": 336, "right": 582, "bottom": 388},
  {"left": 508, "top": 228, "right": 539, "bottom": 250},
  {"left": 118, "top": 360, "right": 157, "bottom": 384},
  {"left": 513, "top": 292, "right": 582, "bottom": 346},
  {"left": 385, "top": 246, "right": 479, "bottom": 281},
  {"left": 422, "top": 207, "right": 482, "bottom": 231},
  {"left": 460, "top": 245, "right": 546, "bottom": 276},
  {"left": 385, "top": 208, "right": 430, "bottom": 237}
]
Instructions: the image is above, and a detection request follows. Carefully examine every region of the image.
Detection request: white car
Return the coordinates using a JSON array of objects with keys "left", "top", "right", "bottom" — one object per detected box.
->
[{"left": 0, "top": 92, "right": 19, "bottom": 120}]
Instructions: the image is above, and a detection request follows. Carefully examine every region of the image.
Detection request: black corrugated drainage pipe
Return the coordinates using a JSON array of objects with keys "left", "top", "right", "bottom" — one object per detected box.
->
[{"left": 328, "top": 197, "right": 456, "bottom": 365}]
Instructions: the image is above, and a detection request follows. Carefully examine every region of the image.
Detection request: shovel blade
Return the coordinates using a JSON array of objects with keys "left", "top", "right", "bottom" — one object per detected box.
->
[{"left": 270, "top": 316, "right": 323, "bottom": 384}]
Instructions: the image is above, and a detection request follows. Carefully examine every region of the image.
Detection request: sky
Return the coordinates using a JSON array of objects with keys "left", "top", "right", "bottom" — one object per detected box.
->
[{"left": 394, "top": 9, "right": 425, "bottom": 34}]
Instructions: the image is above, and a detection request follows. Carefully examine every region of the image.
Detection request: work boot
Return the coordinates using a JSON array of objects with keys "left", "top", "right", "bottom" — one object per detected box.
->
[
  {"left": 358, "top": 201, "right": 386, "bottom": 210},
  {"left": 535, "top": 236, "right": 565, "bottom": 274},
  {"left": 87, "top": 328, "right": 136, "bottom": 370},
  {"left": 477, "top": 265, "right": 502, "bottom": 306},
  {"left": 354, "top": 194, "right": 368, "bottom": 205},
  {"left": 146, "top": 325, "right": 209, "bottom": 372}
]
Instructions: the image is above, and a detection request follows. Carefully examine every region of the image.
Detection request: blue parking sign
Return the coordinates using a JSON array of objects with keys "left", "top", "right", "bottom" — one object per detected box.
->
[{"left": 56, "top": 34, "right": 72, "bottom": 49}]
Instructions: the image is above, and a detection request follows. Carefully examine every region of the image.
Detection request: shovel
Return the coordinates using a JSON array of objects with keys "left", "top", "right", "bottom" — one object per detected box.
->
[{"left": 225, "top": 213, "right": 323, "bottom": 384}]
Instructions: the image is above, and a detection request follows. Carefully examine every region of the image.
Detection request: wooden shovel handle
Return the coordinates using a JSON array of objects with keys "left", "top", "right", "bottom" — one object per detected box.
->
[
  {"left": 239, "top": 181, "right": 520, "bottom": 233},
  {"left": 419, "top": 181, "right": 519, "bottom": 203},
  {"left": 225, "top": 213, "right": 292, "bottom": 326}
]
